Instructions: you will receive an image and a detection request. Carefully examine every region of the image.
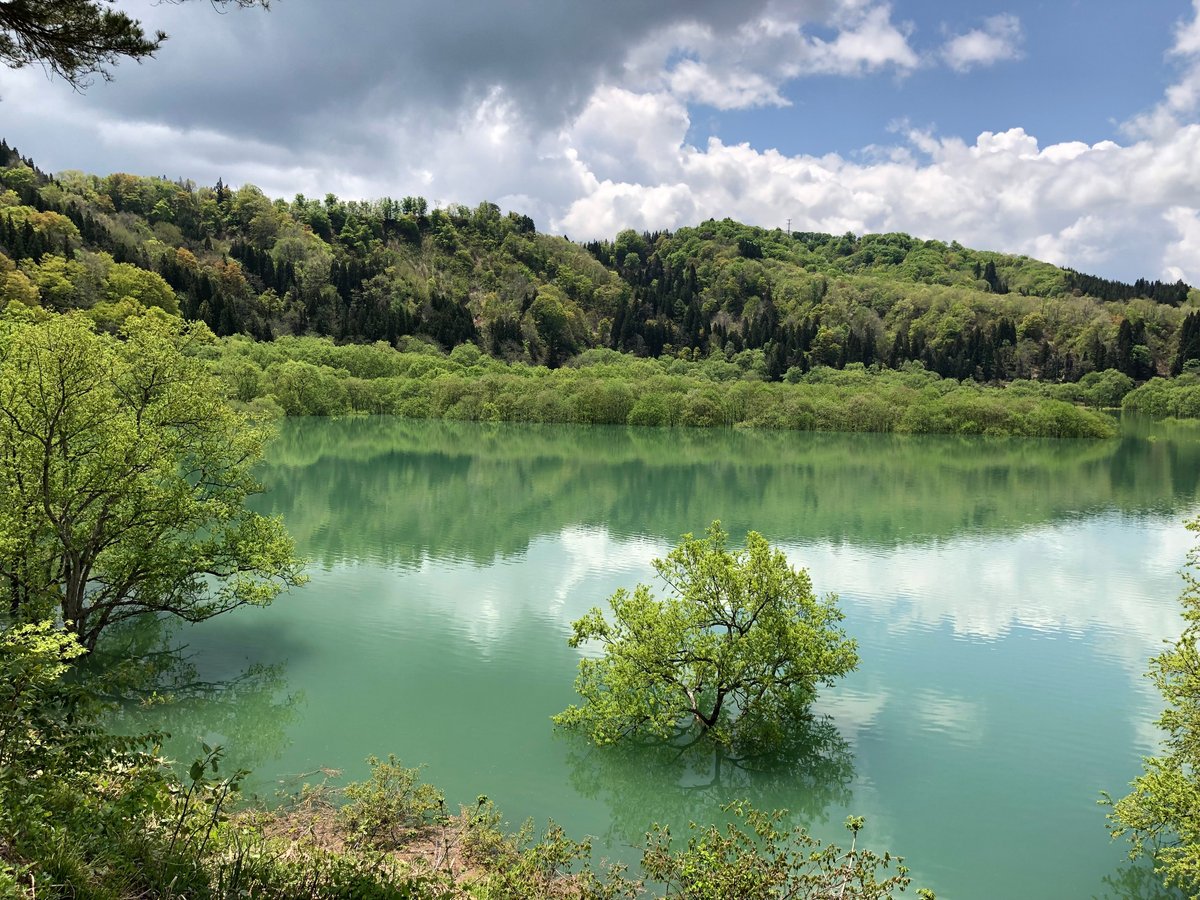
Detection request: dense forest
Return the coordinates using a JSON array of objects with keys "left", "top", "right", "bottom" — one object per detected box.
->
[{"left": 1, "top": 138, "right": 1196, "bottom": 392}]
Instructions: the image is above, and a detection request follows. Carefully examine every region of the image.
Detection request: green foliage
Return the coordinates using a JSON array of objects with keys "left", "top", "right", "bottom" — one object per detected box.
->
[
  {"left": 204, "top": 335, "right": 1119, "bottom": 438},
  {"left": 0, "top": 312, "right": 306, "bottom": 649},
  {"left": 0, "top": 622, "right": 87, "bottom": 782},
  {"left": 103, "top": 261, "right": 178, "bottom": 312},
  {"left": 1074, "top": 369, "right": 1136, "bottom": 408},
  {"left": 554, "top": 522, "right": 858, "bottom": 748},
  {"left": 1, "top": 146, "right": 1192, "bottom": 399},
  {"left": 0, "top": 0, "right": 266, "bottom": 87},
  {"left": 642, "top": 804, "right": 931, "bottom": 900},
  {"left": 461, "top": 799, "right": 639, "bottom": 900},
  {"left": 1124, "top": 374, "right": 1200, "bottom": 420},
  {"left": 339, "top": 755, "right": 446, "bottom": 850},
  {"left": 0, "top": 619, "right": 927, "bottom": 898},
  {"left": 1107, "top": 517, "right": 1200, "bottom": 896}
]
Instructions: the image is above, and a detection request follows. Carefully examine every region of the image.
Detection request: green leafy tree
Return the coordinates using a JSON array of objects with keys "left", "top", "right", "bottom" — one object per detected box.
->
[
  {"left": 104, "top": 260, "right": 179, "bottom": 313},
  {"left": 554, "top": 522, "right": 858, "bottom": 748},
  {"left": 1107, "top": 517, "right": 1200, "bottom": 895},
  {"left": 0, "top": 311, "right": 305, "bottom": 650},
  {"left": 0, "top": 0, "right": 268, "bottom": 87}
]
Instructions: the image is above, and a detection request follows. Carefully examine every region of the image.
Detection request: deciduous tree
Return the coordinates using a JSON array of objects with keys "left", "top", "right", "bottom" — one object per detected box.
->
[
  {"left": 0, "top": 310, "right": 305, "bottom": 650},
  {"left": 1107, "top": 517, "right": 1200, "bottom": 895},
  {"left": 554, "top": 522, "right": 858, "bottom": 749}
]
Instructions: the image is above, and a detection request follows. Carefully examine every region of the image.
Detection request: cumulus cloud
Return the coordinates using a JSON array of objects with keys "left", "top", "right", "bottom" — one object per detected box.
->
[
  {"left": 627, "top": 1, "right": 920, "bottom": 110},
  {"left": 1163, "top": 206, "right": 1200, "bottom": 282},
  {"left": 1124, "top": 0, "right": 1200, "bottom": 137},
  {"left": 5, "top": 0, "right": 1200, "bottom": 283},
  {"left": 940, "top": 14, "right": 1024, "bottom": 73},
  {"left": 554, "top": 122, "right": 1200, "bottom": 284}
]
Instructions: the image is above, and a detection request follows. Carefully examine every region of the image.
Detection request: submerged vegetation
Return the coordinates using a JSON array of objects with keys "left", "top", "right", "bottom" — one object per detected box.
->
[
  {"left": 556, "top": 523, "right": 858, "bottom": 749},
  {"left": 200, "top": 336, "right": 1119, "bottom": 438},
  {"left": 0, "top": 622, "right": 927, "bottom": 898}
]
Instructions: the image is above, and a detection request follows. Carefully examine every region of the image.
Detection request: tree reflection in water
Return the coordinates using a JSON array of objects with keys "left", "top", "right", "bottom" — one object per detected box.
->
[
  {"left": 84, "top": 614, "right": 301, "bottom": 777},
  {"left": 563, "top": 713, "right": 854, "bottom": 849},
  {"left": 1092, "top": 861, "right": 1189, "bottom": 900}
]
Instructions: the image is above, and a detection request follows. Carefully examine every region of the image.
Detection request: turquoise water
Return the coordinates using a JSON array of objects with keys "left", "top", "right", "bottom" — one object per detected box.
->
[{"left": 130, "top": 416, "right": 1200, "bottom": 898}]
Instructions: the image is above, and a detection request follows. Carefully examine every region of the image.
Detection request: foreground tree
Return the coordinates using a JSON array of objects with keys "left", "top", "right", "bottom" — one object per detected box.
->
[
  {"left": 554, "top": 522, "right": 858, "bottom": 748},
  {"left": 0, "top": 310, "right": 305, "bottom": 650},
  {"left": 1107, "top": 517, "right": 1200, "bottom": 895},
  {"left": 0, "top": 0, "right": 268, "bottom": 87}
]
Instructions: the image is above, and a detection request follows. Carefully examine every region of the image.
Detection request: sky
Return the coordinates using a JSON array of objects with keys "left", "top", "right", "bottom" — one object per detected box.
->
[{"left": 3, "top": 0, "right": 1200, "bottom": 282}]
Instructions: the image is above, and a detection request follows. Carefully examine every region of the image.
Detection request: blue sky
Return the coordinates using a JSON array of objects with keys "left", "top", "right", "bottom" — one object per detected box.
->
[
  {"left": 702, "top": 2, "right": 1180, "bottom": 157},
  {"left": 3, "top": 0, "right": 1200, "bottom": 282}
]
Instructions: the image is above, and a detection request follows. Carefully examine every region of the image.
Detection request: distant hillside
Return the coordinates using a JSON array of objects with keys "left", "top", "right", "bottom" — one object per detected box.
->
[{"left": 1, "top": 139, "right": 1196, "bottom": 383}]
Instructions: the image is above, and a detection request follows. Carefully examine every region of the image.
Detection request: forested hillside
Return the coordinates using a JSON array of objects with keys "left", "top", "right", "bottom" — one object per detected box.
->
[{"left": 1, "top": 138, "right": 1196, "bottom": 384}]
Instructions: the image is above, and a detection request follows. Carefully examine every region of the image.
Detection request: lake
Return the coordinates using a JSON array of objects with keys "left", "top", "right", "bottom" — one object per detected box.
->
[{"left": 128, "top": 415, "right": 1200, "bottom": 898}]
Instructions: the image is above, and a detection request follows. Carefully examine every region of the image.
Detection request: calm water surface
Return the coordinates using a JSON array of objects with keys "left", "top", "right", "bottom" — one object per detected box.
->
[{"left": 131, "top": 416, "right": 1200, "bottom": 899}]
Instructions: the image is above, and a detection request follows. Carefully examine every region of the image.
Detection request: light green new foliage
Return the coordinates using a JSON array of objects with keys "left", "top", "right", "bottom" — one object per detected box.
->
[
  {"left": 1108, "top": 517, "right": 1200, "bottom": 896},
  {"left": 642, "top": 805, "right": 932, "bottom": 900},
  {"left": 0, "top": 310, "right": 306, "bottom": 650},
  {"left": 554, "top": 522, "right": 858, "bottom": 748}
]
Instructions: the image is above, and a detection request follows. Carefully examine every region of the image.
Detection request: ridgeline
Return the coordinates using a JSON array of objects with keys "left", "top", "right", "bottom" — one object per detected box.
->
[{"left": 2, "top": 139, "right": 1197, "bottom": 437}]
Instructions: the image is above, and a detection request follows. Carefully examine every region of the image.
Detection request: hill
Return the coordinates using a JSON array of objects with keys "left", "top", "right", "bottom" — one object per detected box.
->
[{"left": 1, "top": 138, "right": 1196, "bottom": 385}]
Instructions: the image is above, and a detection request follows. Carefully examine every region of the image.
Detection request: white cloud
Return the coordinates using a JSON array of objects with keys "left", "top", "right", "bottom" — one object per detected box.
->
[
  {"left": 810, "top": 4, "right": 920, "bottom": 74},
  {"left": 630, "top": 2, "right": 920, "bottom": 112},
  {"left": 1124, "top": 0, "right": 1200, "bottom": 137},
  {"left": 566, "top": 87, "right": 691, "bottom": 184},
  {"left": 5, "top": 1, "right": 1200, "bottom": 283},
  {"left": 553, "top": 121, "right": 1200, "bottom": 283},
  {"left": 1173, "top": 0, "right": 1200, "bottom": 57},
  {"left": 665, "top": 60, "right": 789, "bottom": 111},
  {"left": 1163, "top": 206, "right": 1200, "bottom": 282},
  {"left": 940, "top": 14, "right": 1024, "bottom": 73}
]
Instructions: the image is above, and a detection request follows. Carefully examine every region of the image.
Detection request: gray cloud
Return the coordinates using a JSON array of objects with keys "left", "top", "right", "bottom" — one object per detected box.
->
[
  {"left": 5, "top": 1, "right": 1200, "bottom": 282},
  {"left": 84, "top": 0, "right": 783, "bottom": 142}
]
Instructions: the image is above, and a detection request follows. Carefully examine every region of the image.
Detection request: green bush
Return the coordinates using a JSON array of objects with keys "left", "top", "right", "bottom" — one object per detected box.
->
[
  {"left": 209, "top": 336, "right": 1121, "bottom": 439},
  {"left": 339, "top": 756, "right": 446, "bottom": 850}
]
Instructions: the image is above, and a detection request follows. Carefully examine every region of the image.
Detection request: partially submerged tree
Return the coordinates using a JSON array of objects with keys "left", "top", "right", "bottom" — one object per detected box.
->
[
  {"left": 1107, "top": 517, "right": 1200, "bottom": 894},
  {"left": 554, "top": 522, "right": 858, "bottom": 748},
  {"left": 0, "top": 309, "right": 305, "bottom": 649},
  {"left": 0, "top": 0, "right": 268, "bottom": 87}
]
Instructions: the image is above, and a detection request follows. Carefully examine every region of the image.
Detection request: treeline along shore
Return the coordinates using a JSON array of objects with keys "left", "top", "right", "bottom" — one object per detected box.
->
[{"left": 3, "top": 139, "right": 1200, "bottom": 438}]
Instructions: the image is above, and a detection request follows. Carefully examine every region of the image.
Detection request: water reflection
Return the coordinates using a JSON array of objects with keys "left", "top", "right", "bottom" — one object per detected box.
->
[
  {"left": 563, "top": 715, "right": 854, "bottom": 848},
  {"left": 125, "top": 415, "right": 1200, "bottom": 900},
  {"left": 1093, "top": 861, "right": 1189, "bottom": 900},
  {"left": 254, "top": 416, "right": 1200, "bottom": 569},
  {"left": 787, "top": 518, "right": 1188, "bottom": 684},
  {"left": 92, "top": 616, "right": 301, "bottom": 772}
]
